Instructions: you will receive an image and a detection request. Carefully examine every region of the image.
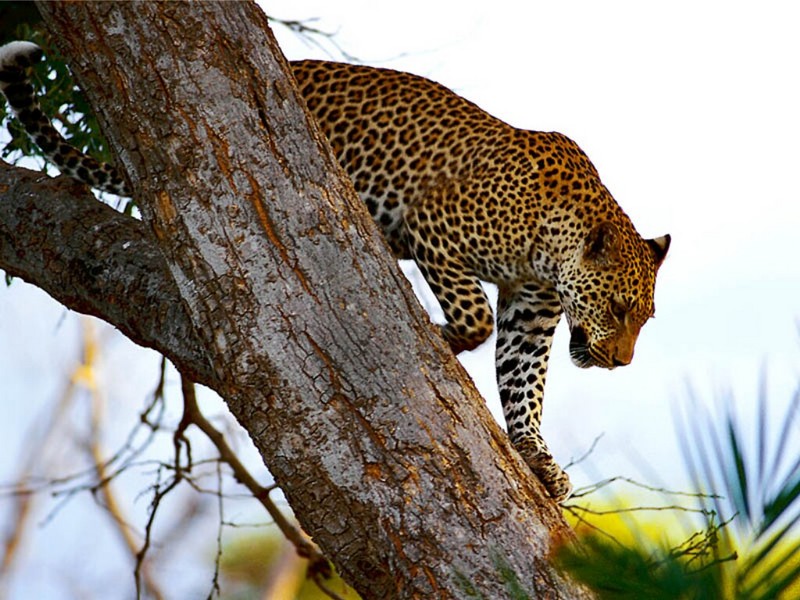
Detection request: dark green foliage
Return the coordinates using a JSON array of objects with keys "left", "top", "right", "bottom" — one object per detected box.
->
[
  {"left": 1, "top": 23, "right": 116, "bottom": 171},
  {"left": 556, "top": 533, "right": 726, "bottom": 600},
  {"left": 0, "top": 2, "right": 42, "bottom": 43},
  {"left": 1, "top": 18, "right": 133, "bottom": 287},
  {"left": 2, "top": 20, "right": 133, "bottom": 222}
]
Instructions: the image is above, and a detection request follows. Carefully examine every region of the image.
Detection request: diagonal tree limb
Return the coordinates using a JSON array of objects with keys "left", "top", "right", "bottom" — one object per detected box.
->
[{"left": 177, "top": 375, "right": 345, "bottom": 600}]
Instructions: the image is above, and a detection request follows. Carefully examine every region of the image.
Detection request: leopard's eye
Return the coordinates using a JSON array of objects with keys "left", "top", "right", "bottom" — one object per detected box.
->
[{"left": 610, "top": 299, "right": 627, "bottom": 322}]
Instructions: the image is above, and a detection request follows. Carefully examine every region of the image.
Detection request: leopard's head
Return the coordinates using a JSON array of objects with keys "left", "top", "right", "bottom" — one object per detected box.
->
[{"left": 556, "top": 221, "right": 670, "bottom": 369}]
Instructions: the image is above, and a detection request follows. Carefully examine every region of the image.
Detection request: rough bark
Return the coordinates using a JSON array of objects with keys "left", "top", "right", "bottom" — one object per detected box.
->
[
  {"left": 0, "top": 163, "right": 215, "bottom": 388},
  {"left": 1, "top": 2, "right": 596, "bottom": 598}
]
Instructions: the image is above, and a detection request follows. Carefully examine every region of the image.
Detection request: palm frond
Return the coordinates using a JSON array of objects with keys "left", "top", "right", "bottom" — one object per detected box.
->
[
  {"left": 559, "top": 358, "right": 800, "bottom": 599},
  {"left": 679, "top": 367, "right": 800, "bottom": 599}
]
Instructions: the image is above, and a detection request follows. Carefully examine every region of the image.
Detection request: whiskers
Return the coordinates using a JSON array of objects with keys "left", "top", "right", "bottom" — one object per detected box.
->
[
  {"left": 569, "top": 342, "right": 597, "bottom": 368},
  {"left": 569, "top": 325, "right": 601, "bottom": 368},
  {"left": 569, "top": 332, "right": 613, "bottom": 369}
]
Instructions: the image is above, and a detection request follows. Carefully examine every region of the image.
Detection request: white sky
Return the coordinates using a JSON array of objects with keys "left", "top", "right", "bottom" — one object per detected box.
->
[{"left": 0, "top": 3, "right": 799, "bottom": 594}]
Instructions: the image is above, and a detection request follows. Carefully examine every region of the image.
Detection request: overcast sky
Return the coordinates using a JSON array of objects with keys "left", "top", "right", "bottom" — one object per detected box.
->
[{"left": 0, "top": 3, "right": 799, "bottom": 594}]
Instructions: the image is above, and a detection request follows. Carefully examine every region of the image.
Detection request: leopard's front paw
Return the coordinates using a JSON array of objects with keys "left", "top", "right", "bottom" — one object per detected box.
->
[{"left": 515, "top": 439, "right": 573, "bottom": 504}]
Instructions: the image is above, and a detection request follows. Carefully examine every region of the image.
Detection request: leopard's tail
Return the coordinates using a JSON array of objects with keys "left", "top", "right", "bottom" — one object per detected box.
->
[{"left": 0, "top": 41, "right": 129, "bottom": 196}]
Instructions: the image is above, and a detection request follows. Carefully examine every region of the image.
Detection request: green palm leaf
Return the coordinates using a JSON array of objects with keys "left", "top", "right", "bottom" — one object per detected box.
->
[{"left": 559, "top": 361, "right": 800, "bottom": 600}]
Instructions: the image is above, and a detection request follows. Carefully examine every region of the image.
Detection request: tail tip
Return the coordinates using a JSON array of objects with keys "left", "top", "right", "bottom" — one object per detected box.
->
[{"left": 0, "top": 41, "right": 44, "bottom": 72}]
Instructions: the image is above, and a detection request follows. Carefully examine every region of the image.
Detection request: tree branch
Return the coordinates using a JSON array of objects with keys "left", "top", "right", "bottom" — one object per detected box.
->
[{"left": 0, "top": 161, "right": 216, "bottom": 388}]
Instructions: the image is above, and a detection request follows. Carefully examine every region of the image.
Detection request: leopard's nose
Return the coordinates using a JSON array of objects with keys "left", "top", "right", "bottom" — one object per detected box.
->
[
  {"left": 612, "top": 339, "right": 635, "bottom": 367},
  {"left": 612, "top": 349, "right": 633, "bottom": 367}
]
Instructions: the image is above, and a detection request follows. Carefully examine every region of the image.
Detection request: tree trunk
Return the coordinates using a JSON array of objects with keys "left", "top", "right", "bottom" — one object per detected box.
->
[{"left": 12, "top": 2, "right": 593, "bottom": 598}]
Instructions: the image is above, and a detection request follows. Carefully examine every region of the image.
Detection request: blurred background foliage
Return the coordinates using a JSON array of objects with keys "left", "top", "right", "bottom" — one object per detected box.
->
[
  {"left": 219, "top": 531, "right": 359, "bottom": 599},
  {"left": 554, "top": 370, "right": 800, "bottom": 600}
]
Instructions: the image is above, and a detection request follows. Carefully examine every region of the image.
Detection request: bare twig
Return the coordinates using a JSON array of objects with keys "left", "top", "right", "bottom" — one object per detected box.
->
[
  {"left": 133, "top": 361, "right": 191, "bottom": 599},
  {"left": 178, "top": 375, "right": 342, "bottom": 599},
  {"left": 561, "top": 504, "right": 627, "bottom": 549},
  {"left": 266, "top": 15, "right": 358, "bottom": 63},
  {"left": 209, "top": 459, "right": 224, "bottom": 598},
  {"left": 77, "top": 320, "right": 166, "bottom": 600},
  {"left": 562, "top": 433, "right": 605, "bottom": 471},
  {"left": 570, "top": 475, "right": 722, "bottom": 501},
  {"left": 134, "top": 465, "right": 183, "bottom": 599},
  {"left": 568, "top": 503, "right": 716, "bottom": 518}
]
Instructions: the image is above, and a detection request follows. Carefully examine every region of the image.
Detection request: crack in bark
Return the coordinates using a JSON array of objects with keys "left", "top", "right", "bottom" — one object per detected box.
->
[{"left": 246, "top": 171, "right": 315, "bottom": 297}]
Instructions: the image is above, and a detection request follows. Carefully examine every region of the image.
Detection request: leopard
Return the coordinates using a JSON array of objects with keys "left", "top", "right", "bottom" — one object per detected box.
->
[{"left": 0, "top": 40, "right": 670, "bottom": 503}]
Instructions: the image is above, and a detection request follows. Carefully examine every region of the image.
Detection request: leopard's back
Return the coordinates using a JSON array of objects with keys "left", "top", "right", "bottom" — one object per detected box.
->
[{"left": 291, "top": 60, "right": 507, "bottom": 256}]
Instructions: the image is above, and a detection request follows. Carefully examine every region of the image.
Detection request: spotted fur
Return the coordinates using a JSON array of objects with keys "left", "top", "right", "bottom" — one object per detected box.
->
[{"left": 0, "top": 43, "right": 670, "bottom": 503}]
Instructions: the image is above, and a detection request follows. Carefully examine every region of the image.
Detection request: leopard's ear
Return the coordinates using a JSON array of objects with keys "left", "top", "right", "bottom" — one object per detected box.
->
[
  {"left": 583, "top": 221, "right": 621, "bottom": 266},
  {"left": 646, "top": 234, "right": 671, "bottom": 269}
]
